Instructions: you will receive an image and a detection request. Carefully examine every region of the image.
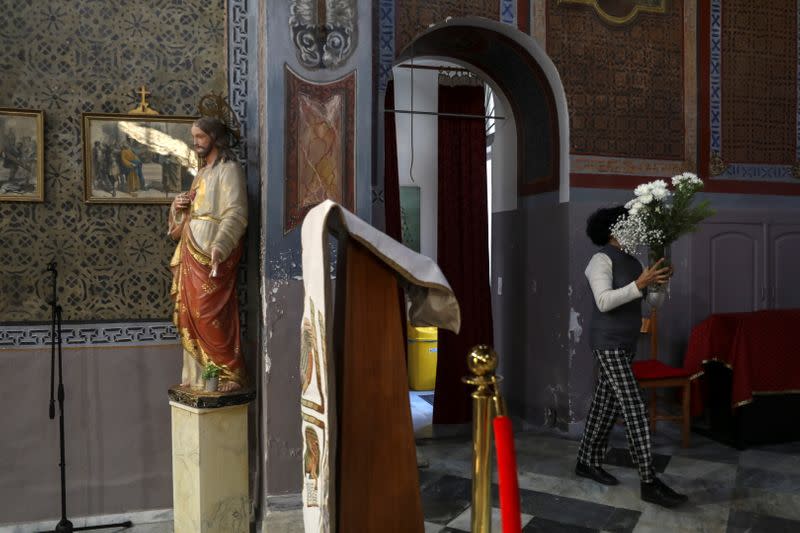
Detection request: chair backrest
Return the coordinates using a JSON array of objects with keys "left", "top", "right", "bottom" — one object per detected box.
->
[{"left": 640, "top": 308, "right": 659, "bottom": 360}]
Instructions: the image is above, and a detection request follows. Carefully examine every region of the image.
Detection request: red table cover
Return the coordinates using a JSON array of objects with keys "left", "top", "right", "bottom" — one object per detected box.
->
[{"left": 683, "top": 310, "right": 800, "bottom": 416}]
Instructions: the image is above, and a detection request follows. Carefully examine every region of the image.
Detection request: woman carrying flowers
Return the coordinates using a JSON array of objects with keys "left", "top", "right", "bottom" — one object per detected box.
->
[{"left": 575, "top": 205, "right": 688, "bottom": 508}]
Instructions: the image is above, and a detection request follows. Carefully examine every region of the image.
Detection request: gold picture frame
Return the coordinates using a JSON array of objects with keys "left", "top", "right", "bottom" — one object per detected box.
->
[
  {"left": 82, "top": 113, "right": 199, "bottom": 204},
  {"left": 0, "top": 107, "right": 45, "bottom": 202},
  {"left": 557, "top": 0, "right": 667, "bottom": 25}
]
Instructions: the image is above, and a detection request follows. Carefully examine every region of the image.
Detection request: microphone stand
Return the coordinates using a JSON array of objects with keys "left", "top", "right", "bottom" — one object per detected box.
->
[{"left": 41, "top": 262, "right": 132, "bottom": 533}]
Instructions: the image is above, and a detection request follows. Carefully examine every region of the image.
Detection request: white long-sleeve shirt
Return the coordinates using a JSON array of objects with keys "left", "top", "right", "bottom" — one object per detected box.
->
[{"left": 585, "top": 252, "right": 664, "bottom": 312}]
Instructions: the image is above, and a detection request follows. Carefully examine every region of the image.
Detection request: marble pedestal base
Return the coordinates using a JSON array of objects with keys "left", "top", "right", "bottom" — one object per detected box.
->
[{"left": 170, "top": 387, "right": 254, "bottom": 533}]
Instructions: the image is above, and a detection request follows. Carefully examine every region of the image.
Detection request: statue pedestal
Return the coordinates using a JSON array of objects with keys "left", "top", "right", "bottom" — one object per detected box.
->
[{"left": 169, "top": 387, "right": 255, "bottom": 533}]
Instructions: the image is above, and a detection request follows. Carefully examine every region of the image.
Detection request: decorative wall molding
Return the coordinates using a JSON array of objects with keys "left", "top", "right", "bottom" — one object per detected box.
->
[
  {"left": 500, "top": 0, "right": 516, "bottom": 25},
  {"left": 0, "top": 0, "right": 226, "bottom": 323},
  {"left": 706, "top": 0, "right": 800, "bottom": 183},
  {"left": 228, "top": 0, "right": 253, "bottom": 337},
  {"left": 289, "top": 0, "right": 358, "bottom": 69},
  {"left": 378, "top": 0, "right": 395, "bottom": 91},
  {"left": 395, "top": 1, "right": 501, "bottom": 54},
  {"left": 557, "top": 0, "right": 667, "bottom": 26},
  {"left": 230, "top": 0, "right": 250, "bottom": 163},
  {"left": 0, "top": 322, "right": 178, "bottom": 348},
  {"left": 561, "top": 0, "right": 697, "bottom": 180},
  {"left": 4, "top": 0, "right": 254, "bottom": 348}
]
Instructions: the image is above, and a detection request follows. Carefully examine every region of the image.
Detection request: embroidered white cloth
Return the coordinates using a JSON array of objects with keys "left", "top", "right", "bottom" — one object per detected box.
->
[{"left": 300, "top": 200, "right": 460, "bottom": 533}]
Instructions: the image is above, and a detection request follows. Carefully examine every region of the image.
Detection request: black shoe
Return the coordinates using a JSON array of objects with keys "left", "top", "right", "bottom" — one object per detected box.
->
[
  {"left": 575, "top": 462, "right": 619, "bottom": 485},
  {"left": 641, "top": 477, "right": 688, "bottom": 508}
]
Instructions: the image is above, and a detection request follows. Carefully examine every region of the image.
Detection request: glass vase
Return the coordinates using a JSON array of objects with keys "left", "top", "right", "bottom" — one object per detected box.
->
[
  {"left": 648, "top": 243, "right": 672, "bottom": 270},
  {"left": 647, "top": 243, "right": 672, "bottom": 296}
]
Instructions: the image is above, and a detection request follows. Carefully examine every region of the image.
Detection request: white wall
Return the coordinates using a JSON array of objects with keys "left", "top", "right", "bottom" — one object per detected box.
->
[
  {"left": 488, "top": 87, "right": 517, "bottom": 213},
  {"left": 392, "top": 63, "right": 518, "bottom": 261},
  {"left": 393, "top": 64, "right": 439, "bottom": 261}
]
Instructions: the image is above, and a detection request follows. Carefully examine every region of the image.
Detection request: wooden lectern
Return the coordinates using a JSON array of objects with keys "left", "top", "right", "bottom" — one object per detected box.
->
[{"left": 300, "top": 201, "right": 460, "bottom": 533}]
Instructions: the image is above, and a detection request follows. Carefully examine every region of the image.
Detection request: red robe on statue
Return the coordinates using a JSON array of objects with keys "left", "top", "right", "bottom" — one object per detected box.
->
[{"left": 170, "top": 228, "right": 245, "bottom": 386}]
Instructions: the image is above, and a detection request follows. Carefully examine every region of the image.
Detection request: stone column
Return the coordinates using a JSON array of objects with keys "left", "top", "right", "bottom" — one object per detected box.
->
[{"left": 169, "top": 388, "right": 255, "bottom": 533}]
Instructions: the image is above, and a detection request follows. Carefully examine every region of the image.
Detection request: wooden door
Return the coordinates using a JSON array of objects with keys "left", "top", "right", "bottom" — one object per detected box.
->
[
  {"left": 769, "top": 224, "right": 800, "bottom": 309},
  {"left": 691, "top": 223, "right": 765, "bottom": 323}
]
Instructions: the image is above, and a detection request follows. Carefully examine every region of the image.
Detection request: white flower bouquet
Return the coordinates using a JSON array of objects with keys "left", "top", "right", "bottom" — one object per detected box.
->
[{"left": 611, "top": 172, "right": 714, "bottom": 271}]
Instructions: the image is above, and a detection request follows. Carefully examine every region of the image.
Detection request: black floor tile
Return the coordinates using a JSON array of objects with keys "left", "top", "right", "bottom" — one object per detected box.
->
[
  {"left": 417, "top": 469, "right": 445, "bottom": 491},
  {"left": 419, "top": 474, "right": 472, "bottom": 525},
  {"left": 523, "top": 516, "right": 600, "bottom": 532},
  {"left": 604, "top": 447, "right": 671, "bottom": 473},
  {"left": 515, "top": 485, "right": 639, "bottom": 531},
  {"left": 419, "top": 393, "right": 435, "bottom": 406},
  {"left": 727, "top": 510, "right": 800, "bottom": 533}
]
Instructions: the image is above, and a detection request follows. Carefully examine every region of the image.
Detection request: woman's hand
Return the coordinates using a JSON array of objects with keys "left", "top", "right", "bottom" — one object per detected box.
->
[{"left": 635, "top": 258, "right": 671, "bottom": 290}]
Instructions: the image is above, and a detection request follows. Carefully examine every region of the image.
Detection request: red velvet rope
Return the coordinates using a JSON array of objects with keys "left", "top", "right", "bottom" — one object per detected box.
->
[{"left": 493, "top": 416, "right": 522, "bottom": 533}]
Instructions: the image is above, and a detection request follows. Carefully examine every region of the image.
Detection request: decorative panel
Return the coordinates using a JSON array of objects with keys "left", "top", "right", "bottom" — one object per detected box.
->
[
  {"left": 228, "top": 0, "right": 253, "bottom": 338},
  {"left": 722, "top": 0, "right": 795, "bottom": 166},
  {"left": 701, "top": 0, "right": 800, "bottom": 187},
  {"left": 284, "top": 67, "right": 355, "bottom": 233},
  {"left": 0, "top": 0, "right": 226, "bottom": 323},
  {"left": 378, "top": 0, "right": 396, "bottom": 91},
  {"left": 395, "top": 0, "right": 501, "bottom": 55},
  {"left": 548, "top": 0, "right": 683, "bottom": 160},
  {"left": 557, "top": 0, "right": 667, "bottom": 25},
  {"left": 500, "top": 0, "right": 517, "bottom": 25},
  {"left": 0, "top": 321, "right": 178, "bottom": 348},
  {"left": 289, "top": 0, "right": 358, "bottom": 70}
]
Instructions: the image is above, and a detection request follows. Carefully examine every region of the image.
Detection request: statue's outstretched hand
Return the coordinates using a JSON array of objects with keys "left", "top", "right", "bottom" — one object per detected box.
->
[{"left": 210, "top": 247, "right": 223, "bottom": 278}]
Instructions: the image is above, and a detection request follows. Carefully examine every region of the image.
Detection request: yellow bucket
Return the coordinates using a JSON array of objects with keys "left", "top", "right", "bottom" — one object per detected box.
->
[{"left": 407, "top": 326, "right": 438, "bottom": 391}]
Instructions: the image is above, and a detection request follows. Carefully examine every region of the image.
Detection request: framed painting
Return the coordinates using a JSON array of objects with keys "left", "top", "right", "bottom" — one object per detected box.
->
[
  {"left": 82, "top": 113, "right": 198, "bottom": 204},
  {"left": 399, "top": 185, "right": 421, "bottom": 253},
  {"left": 0, "top": 108, "right": 45, "bottom": 202}
]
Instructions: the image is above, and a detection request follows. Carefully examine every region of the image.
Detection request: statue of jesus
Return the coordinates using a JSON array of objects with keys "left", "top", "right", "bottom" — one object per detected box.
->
[{"left": 168, "top": 114, "right": 247, "bottom": 392}]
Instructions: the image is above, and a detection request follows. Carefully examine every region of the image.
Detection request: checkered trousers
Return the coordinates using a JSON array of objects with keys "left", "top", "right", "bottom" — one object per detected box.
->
[{"left": 577, "top": 348, "right": 655, "bottom": 483}]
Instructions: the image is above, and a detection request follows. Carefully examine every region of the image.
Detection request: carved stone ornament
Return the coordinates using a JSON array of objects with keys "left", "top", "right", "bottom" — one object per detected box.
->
[
  {"left": 290, "top": 0, "right": 357, "bottom": 69},
  {"left": 709, "top": 151, "right": 728, "bottom": 177}
]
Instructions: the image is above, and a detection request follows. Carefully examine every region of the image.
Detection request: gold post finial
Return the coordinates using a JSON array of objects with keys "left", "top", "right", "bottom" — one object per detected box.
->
[
  {"left": 467, "top": 345, "right": 498, "bottom": 377},
  {"left": 128, "top": 85, "right": 159, "bottom": 115},
  {"left": 463, "top": 344, "right": 501, "bottom": 533}
]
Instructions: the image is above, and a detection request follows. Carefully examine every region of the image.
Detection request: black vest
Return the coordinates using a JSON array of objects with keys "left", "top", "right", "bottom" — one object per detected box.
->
[{"left": 589, "top": 245, "right": 643, "bottom": 350}]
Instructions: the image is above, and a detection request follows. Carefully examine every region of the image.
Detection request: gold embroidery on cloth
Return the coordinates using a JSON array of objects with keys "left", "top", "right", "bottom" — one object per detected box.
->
[
  {"left": 186, "top": 235, "right": 212, "bottom": 266},
  {"left": 179, "top": 327, "right": 244, "bottom": 386},
  {"left": 192, "top": 214, "right": 222, "bottom": 224},
  {"left": 202, "top": 280, "right": 218, "bottom": 294},
  {"left": 302, "top": 412, "right": 326, "bottom": 429}
]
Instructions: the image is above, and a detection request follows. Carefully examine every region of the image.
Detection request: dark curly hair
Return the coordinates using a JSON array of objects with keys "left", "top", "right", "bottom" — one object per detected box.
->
[{"left": 586, "top": 206, "right": 627, "bottom": 246}]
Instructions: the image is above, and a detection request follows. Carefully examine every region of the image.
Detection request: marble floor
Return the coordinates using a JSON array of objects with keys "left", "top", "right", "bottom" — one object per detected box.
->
[
  {"left": 7, "top": 392, "right": 800, "bottom": 532},
  {"left": 412, "top": 391, "right": 800, "bottom": 533}
]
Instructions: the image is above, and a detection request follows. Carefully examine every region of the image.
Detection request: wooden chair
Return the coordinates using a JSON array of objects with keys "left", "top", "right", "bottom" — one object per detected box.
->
[{"left": 631, "top": 308, "right": 692, "bottom": 448}]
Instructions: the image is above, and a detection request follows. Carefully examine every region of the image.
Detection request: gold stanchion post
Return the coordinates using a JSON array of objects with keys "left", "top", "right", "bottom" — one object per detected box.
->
[{"left": 463, "top": 345, "right": 501, "bottom": 533}]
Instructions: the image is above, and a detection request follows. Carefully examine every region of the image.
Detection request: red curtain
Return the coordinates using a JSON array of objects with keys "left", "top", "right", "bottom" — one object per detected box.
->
[
  {"left": 383, "top": 81, "right": 408, "bottom": 354},
  {"left": 384, "top": 81, "right": 401, "bottom": 242},
  {"left": 433, "top": 84, "right": 494, "bottom": 424}
]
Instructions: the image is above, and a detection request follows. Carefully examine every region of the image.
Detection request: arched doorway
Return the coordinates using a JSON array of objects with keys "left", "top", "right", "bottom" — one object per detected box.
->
[{"left": 381, "top": 17, "right": 571, "bottom": 427}]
